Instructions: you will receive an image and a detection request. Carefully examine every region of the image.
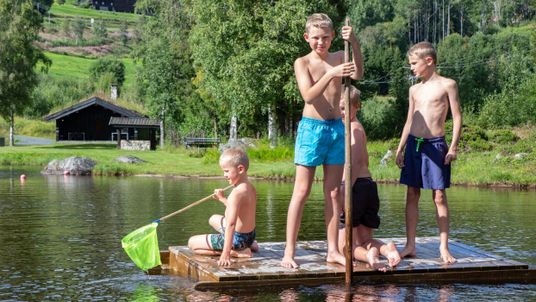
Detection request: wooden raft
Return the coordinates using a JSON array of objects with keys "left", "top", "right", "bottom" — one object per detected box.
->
[{"left": 151, "top": 237, "right": 535, "bottom": 290}]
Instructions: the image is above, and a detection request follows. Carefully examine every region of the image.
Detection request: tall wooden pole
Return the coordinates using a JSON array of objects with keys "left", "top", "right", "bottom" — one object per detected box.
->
[{"left": 343, "top": 16, "right": 353, "bottom": 288}]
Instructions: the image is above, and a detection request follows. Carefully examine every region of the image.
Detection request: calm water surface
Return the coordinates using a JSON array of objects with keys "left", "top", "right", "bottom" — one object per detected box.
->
[{"left": 0, "top": 168, "right": 534, "bottom": 301}]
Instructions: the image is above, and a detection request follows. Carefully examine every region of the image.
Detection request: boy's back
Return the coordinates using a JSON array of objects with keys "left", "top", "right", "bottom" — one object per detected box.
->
[{"left": 226, "top": 181, "right": 256, "bottom": 233}]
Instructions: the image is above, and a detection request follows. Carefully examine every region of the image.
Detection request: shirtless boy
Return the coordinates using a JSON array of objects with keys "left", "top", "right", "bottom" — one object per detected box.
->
[
  {"left": 281, "top": 13, "right": 363, "bottom": 268},
  {"left": 395, "top": 41, "right": 462, "bottom": 264},
  {"left": 337, "top": 85, "right": 401, "bottom": 271},
  {"left": 188, "top": 147, "right": 257, "bottom": 266}
]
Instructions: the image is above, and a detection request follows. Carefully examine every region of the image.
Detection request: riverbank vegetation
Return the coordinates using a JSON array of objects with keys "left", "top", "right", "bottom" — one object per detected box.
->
[{"left": 1, "top": 123, "right": 535, "bottom": 187}]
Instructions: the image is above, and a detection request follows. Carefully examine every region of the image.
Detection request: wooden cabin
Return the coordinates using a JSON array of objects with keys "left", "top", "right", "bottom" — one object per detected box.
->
[{"left": 44, "top": 96, "right": 159, "bottom": 148}]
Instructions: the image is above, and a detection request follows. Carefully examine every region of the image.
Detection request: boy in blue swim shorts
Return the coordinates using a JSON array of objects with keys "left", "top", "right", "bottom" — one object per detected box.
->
[
  {"left": 188, "top": 148, "right": 258, "bottom": 266},
  {"left": 281, "top": 13, "right": 364, "bottom": 269},
  {"left": 395, "top": 42, "right": 462, "bottom": 264}
]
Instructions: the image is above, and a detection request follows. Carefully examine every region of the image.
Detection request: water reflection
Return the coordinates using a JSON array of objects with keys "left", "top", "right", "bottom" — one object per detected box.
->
[{"left": 0, "top": 169, "right": 535, "bottom": 301}]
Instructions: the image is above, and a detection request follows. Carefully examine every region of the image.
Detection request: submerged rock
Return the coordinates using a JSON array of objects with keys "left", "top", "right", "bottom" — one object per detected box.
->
[{"left": 42, "top": 156, "right": 96, "bottom": 175}]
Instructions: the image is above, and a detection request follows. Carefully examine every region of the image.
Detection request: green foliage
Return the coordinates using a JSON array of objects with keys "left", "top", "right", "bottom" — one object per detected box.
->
[
  {"left": 487, "top": 129, "right": 518, "bottom": 144},
  {"left": 93, "top": 19, "right": 108, "bottom": 39},
  {"left": 0, "top": 0, "right": 50, "bottom": 145},
  {"left": 29, "top": 74, "right": 94, "bottom": 117},
  {"left": 459, "top": 125, "right": 492, "bottom": 152},
  {"left": 71, "top": 17, "right": 85, "bottom": 43},
  {"left": 89, "top": 56, "right": 125, "bottom": 87},
  {"left": 358, "top": 95, "right": 403, "bottom": 140},
  {"left": 478, "top": 74, "right": 536, "bottom": 128}
]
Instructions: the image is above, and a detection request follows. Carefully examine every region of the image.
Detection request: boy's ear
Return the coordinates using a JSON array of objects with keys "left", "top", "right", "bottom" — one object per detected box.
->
[
  {"left": 303, "top": 32, "right": 309, "bottom": 41},
  {"left": 425, "top": 56, "right": 434, "bottom": 65},
  {"left": 237, "top": 164, "right": 246, "bottom": 174}
]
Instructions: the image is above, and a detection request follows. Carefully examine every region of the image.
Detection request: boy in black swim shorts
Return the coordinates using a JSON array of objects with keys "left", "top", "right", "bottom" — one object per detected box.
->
[{"left": 337, "top": 85, "right": 401, "bottom": 271}]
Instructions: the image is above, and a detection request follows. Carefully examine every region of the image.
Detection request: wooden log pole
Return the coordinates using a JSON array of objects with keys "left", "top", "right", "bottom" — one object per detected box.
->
[{"left": 343, "top": 16, "right": 353, "bottom": 288}]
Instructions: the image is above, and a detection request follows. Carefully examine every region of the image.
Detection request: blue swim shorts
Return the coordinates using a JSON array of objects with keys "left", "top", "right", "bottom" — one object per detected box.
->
[
  {"left": 294, "top": 117, "right": 345, "bottom": 166},
  {"left": 209, "top": 229, "right": 256, "bottom": 251},
  {"left": 400, "top": 135, "right": 451, "bottom": 190}
]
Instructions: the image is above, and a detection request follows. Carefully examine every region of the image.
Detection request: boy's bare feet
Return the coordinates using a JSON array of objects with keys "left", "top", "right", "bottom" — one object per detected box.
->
[
  {"left": 400, "top": 244, "right": 416, "bottom": 258},
  {"left": 385, "top": 242, "right": 401, "bottom": 267},
  {"left": 281, "top": 254, "right": 299, "bottom": 269},
  {"left": 326, "top": 250, "right": 346, "bottom": 266},
  {"left": 250, "top": 241, "right": 259, "bottom": 253},
  {"left": 440, "top": 246, "right": 456, "bottom": 264},
  {"left": 366, "top": 247, "right": 387, "bottom": 272},
  {"left": 230, "top": 248, "right": 252, "bottom": 258}
]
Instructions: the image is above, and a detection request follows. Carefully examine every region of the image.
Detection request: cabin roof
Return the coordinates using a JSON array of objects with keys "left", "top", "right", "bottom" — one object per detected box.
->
[
  {"left": 109, "top": 117, "right": 160, "bottom": 128},
  {"left": 44, "top": 96, "right": 144, "bottom": 121}
]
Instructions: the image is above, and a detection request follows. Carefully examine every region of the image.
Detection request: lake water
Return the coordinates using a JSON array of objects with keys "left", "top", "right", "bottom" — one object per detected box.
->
[{"left": 0, "top": 168, "right": 534, "bottom": 301}]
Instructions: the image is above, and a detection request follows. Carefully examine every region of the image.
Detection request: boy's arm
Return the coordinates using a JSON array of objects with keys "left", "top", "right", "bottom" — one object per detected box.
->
[
  {"left": 396, "top": 88, "right": 416, "bottom": 168},
  {"left": 294, "top": 57, "right": 354, "bottom": 104},
  {"left": 213, "top": 188, "right": 228, "bottom": 206},
  {"left": 445, "top": 81, "right": 462, "bottom": 164},
  {"left": 341, "top": 25, "right": 363, "bottom": 80},
  {"left": 217, "top": 195, "right": 240, "bottom": 266}
]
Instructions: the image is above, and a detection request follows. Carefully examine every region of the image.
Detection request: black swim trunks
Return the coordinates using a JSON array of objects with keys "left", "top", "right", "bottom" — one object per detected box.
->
[{"left": 339, "top": 177, "right": 381, "bottom": 229}]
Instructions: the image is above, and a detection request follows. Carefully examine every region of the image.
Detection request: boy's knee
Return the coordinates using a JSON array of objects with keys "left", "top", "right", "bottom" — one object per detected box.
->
[
  {"left": 187, "top": 237, "right": 194, "bottom": 249},
  {"left": 208, "top": 214, "right": 220, "bottom": 225}
]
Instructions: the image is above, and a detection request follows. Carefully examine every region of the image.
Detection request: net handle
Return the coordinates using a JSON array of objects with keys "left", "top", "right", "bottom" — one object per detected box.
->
[{"left": 155, "top": 185, "right": 233, "bottom": 223}]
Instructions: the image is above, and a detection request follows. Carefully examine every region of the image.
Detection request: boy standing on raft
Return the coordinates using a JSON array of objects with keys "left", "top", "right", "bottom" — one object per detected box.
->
[
  {"left": 281, "top": 13, "right": 363, "bottom": 269},
  {"left": 395, "top": 42, "right": 462, "bottom": 264}
]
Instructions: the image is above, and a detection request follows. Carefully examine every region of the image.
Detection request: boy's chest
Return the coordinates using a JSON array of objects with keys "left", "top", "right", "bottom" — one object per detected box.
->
[
  {"left": 414, "top": 83, "right": 448, "bottom": 105},
  {"left": 308, "top": 56, "right": 340, "bottom": 82}
]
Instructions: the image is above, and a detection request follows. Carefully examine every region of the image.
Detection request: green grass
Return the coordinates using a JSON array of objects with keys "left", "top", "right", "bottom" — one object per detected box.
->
[
  {"left": 50, "top": 1, "right": 141, "bottom": 23},
  {"left": 40, "top": 51, "right": 138, "bottom": 90},
  {"left": 1, "top": 135, "right": 535, "bottom": 185}
]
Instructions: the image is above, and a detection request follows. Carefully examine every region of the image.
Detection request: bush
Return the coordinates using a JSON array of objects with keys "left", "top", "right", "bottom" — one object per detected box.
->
[
  {"left": 459, "top": 125, "right": 492, "bottom": 151},
  {"left": 487, "top": 129, "right": 518, "bottom": 144},
  {"left": 359, "top": 95, "right": 403, "bottom": 140}
]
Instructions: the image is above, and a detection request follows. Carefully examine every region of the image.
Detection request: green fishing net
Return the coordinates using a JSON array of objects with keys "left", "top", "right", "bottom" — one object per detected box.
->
[{"left": 121, "top": 222, "right": 161, "bottom": 271}]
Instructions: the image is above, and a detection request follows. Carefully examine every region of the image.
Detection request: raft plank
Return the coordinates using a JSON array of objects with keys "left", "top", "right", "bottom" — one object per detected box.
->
[{"left": 159, "top": 237, "right": 534, "bottom": 288}]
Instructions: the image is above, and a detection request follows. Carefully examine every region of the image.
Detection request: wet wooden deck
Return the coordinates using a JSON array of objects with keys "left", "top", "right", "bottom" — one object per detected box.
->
[{"left": 151, "top": 237, "right": 535, "bottom": 290}]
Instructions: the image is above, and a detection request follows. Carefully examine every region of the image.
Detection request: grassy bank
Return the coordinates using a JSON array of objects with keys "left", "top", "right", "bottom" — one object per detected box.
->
[{"left": 1, "top": 133, "right": 535, "bottom": 187}]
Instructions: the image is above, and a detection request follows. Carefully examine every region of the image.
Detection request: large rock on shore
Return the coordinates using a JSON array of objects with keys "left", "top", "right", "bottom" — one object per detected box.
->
[{"left": 42, "top": 156, "right": 96, "bottom": 175}]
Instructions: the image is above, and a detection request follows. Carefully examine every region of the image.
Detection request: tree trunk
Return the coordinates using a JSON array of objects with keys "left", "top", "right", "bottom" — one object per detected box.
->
[
  {"left": 9, "top": 110, "right": 14, "bottom": 147},
  {"left": 460, "top": 5, "right": 464, "bottom": 36},
  {"left": 447, "top": 1, "right": 451, "bottom": 36},
  {"left": 160, "top": 108, "right": 165, "bottom": 149},
  {"left": 268, "top": 104, "right": 277, "bottom": 148},
  {"left": 229, "top": 114, "right": 237, "bottom": 141}
]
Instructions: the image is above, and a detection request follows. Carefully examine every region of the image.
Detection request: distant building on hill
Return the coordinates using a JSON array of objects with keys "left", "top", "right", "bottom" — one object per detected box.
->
[{"left": 91, "top": 0, "right": 136, "bottom": 13}]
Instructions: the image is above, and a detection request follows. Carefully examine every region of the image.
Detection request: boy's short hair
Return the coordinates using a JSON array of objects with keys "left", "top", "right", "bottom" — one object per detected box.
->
[
  {"left": 305, "top": 13, "right": 333, "bottom": 33},
  {"left": 220, "top": 147, "right": 249, "bottom": 170},
  {"left": 341, "top": 85, "right": 361, "bottom": 108},
  {"left": 407, "top": 41, "right": 437, "bottom": 64},
  {"left": 348, "top": 85, "right": 361, "bottom": 108}
]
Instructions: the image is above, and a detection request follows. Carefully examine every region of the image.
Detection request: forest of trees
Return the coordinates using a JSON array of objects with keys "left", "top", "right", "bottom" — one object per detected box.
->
[{"left": 2, "top": 0, "right": 536, "bottom": 145}]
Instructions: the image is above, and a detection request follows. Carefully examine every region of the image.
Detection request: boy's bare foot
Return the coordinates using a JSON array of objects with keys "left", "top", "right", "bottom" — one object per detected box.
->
[
  {"left": 400, "top": 244, "right": 416, "bottom": 258},
  {"left": 326, "top": 250, "right": 346, "bottom": 266},
  {"left": 440, "top": 247, "right": 456, "bottom": 264},
  {"left": 281, "top": 255, "right": 299, "bottom": 269},
  {"left": 367, "top": 247, "right": 387, "bottom": 272},
  {"left": 385, "top": 242, "right": 401, "bottom": 267},
  {"left": 230, "top": 248, "right": 252, "bottom": 258},
  {"left": 250, "top": 241, "right": 259, "bottom": 253}
]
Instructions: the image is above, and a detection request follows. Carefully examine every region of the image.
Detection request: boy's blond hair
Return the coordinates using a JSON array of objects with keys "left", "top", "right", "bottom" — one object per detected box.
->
[
  {"left": 220, "top": 147, "right": 249, "bottom": 170},
  {"left": 348, "top": 85, "right": 361, "bottom": 108},
  {"left": 407, "top": 41, "right": 437, "bottom": 65},
  {"left": 305, "top": 13, "right": 333, "bottom": 33}
]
